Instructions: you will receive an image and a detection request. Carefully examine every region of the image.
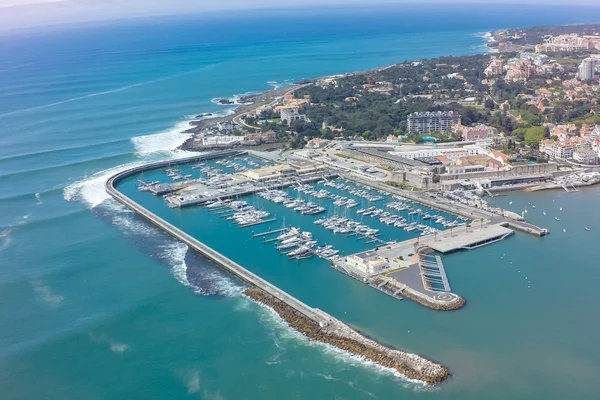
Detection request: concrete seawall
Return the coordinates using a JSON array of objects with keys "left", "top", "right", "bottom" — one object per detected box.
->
[{"left": 104, "top": 153, "right": 451, "bottom": 385}]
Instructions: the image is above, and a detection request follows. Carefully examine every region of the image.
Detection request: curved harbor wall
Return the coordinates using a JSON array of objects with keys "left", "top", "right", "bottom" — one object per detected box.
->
[{"left": 104, "top": 153, "right": 450, "bottom": 385}]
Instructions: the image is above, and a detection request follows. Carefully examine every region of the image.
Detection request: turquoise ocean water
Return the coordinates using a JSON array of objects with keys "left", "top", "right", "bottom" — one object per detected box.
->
[{"left": 1, "top": 4, "right": 600, "bottom": 399}]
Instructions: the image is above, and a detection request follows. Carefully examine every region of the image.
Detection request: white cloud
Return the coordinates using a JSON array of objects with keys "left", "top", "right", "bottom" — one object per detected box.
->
[{"left": 0, "top": 0, "right": 66, "bottom": 8}]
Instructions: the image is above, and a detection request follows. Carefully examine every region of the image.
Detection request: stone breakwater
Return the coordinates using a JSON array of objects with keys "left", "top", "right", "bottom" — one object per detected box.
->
[{"left": 244, "top": 287, "right": 450, "bottom": 385}]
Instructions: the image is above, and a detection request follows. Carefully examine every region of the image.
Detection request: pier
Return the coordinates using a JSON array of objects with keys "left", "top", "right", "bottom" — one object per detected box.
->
[
  {"left": 418, "top": 248, "right": 451, "bottom": 293},
  {"left": 343, "top": 173, "right": 549, "bottom": 237}
]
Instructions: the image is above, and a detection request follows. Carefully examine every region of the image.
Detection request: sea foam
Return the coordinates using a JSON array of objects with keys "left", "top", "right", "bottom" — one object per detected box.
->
[
  {"left": 63, "top": 160, "right": 146, "bottom": 208},
  {"left": 0, "top": 228, "right": 13, "bottom": 250},
  {"left": 267, "top": 80, "right": 294, "bottom": 90},
  {"left": 160, "top": 241, "right": 192, "bottom": 288},
  {"left": 130, "top": 119, "right": 195, "bottom": 156},
  {"left": 31, "top": 279, "right": 65, "bottom": 307}
]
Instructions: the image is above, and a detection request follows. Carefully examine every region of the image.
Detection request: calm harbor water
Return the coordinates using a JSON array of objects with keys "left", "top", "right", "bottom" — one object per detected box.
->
[{"left": 2, "top": 4, "right": 600, "bottom": 399}]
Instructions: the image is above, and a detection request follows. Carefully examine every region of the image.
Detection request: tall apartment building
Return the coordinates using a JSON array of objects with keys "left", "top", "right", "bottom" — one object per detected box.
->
[
  {"left": 407, "top": 111, "right": 461, "bottom": 135},
  {"left": 577, "top": 56, "right": 600, "bottom": 81}
]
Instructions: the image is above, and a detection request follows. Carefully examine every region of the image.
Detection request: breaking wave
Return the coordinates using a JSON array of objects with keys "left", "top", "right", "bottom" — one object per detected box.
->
[
  {"left": 130, "top": 119, "right": 195, "bottom": 157},
  {"left": 157, "top": 241, "right": 245, "bottom": 297},
  {"left": 63, "top": 160, "right": 146, "bottom": 208},
  {"left": 267, "top": 80, "right": 294, "bottom": 90}
]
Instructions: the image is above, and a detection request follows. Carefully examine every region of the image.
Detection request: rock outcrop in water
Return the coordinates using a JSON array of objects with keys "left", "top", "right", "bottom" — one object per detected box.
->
[{"left": 244, "top": 287, "right": 450, "bottom": 385}]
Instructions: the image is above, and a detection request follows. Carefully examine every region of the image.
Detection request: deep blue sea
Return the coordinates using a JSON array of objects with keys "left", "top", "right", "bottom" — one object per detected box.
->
[{"left": 1, "top": 4, "right": 600, "bottom": 399}]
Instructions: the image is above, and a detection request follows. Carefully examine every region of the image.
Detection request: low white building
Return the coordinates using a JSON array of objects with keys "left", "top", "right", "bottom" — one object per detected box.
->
[
  {"left": 445, "top": 164, "right": 485, "bottom": 175},
  {"left": 390, "top": 146, "right": 484, "bottom": 161},
  {"left": 201, "top": 134, "right": 243, "bottom": 146},
  {"left": 345, "top": 252, "right": 389, "bottom": 275},
  {"left": 306, "top": 138, "right": 328, "bottom": 148}
]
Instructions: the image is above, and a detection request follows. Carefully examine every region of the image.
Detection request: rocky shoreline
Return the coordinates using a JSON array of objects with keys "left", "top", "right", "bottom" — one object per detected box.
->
[
  {"left": 177, "top": 85, "right": 304, "bottom": 152},
  {"left": 244, "top": 287, "right": 450, "bottom": 385}
]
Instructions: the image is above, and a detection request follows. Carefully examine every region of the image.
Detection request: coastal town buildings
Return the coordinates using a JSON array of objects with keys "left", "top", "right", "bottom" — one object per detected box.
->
[
  {"left": 200, "top": 133, "right": 243, "bottom": 147},
  {"left": 535, "top": 34, "right": 597, "bottom": 53},
  {"left": 407, "top": 111, "right": 461, "bottom": 135},
  {"left": 345, "top": 252, "right": 389, "bottom": 275},
  {"left": 540, "top": 139, "right": 574, "bottom": 159},
  {"left": 390, "top": 145, "right": 483, "bottom": 161},
  {"left": 484, "top": 58, "right": 504, "bottom": 76},
  {"left": 306, "top": 138, "right": 329, "bottom": 148},
  {"left": 280, "top": 107, "right": 308, "bottom": 126},
  {"left": 577, "top": 56, "right": 600, "bottom": 81},
  {"left": 573, "top": 146, "right": 598, "bottom": 164},
  {"left": 458, "top": 124, "right": 498, "bottom": 141},
  {"left": 244, "top": 130, "right": 277, "bottom": 145}
]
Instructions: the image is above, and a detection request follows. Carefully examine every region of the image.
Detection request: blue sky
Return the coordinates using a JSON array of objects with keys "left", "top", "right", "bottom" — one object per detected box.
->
[{"left": 0, "top": 0, "right": 599, "bottom": 31}]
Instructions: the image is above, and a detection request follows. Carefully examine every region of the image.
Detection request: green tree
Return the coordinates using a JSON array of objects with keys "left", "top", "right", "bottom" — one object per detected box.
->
[{"left": 524, "top": 126, "right": 546, "bottom": 147}]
